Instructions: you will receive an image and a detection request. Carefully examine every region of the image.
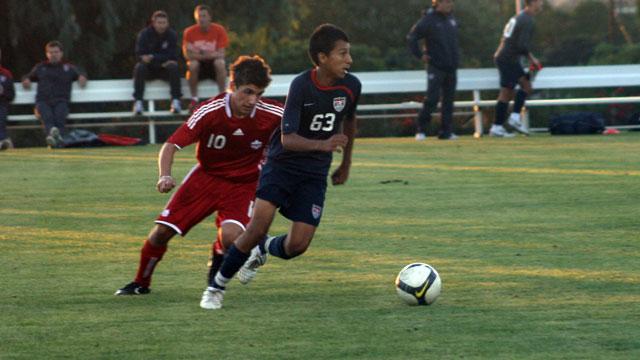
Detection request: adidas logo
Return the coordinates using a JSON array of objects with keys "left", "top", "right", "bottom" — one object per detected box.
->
[{"left": 233, "top": 129, "right": 244, "bottom": 136}]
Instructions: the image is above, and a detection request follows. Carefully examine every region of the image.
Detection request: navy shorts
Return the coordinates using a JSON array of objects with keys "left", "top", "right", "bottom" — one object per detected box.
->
[
  {"left": 256, "top": 164, "right": 327, "bottom": 227},
  {"left": 496, "top": 59, "right": 526, "bottom": 89}
]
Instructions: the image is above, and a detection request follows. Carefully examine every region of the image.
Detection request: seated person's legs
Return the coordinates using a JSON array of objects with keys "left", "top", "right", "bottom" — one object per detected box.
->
[{"left": 132, "top": 62, "right": 149, "bottom": 101}]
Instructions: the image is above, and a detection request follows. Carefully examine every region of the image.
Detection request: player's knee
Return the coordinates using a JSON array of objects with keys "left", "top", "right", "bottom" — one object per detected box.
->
[{"left": 149, "top": 224, "right": 175, "bottom": 246}]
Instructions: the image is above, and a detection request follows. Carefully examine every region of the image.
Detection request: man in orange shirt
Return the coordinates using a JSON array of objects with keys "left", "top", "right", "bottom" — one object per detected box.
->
[{"left": 182, "top": 4, "right": 229, "bottom": 112}]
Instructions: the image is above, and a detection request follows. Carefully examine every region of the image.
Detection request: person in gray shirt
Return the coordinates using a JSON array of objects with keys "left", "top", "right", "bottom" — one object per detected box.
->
[{"left": 490, "top": 0, "right": 543, "bottom": 137}]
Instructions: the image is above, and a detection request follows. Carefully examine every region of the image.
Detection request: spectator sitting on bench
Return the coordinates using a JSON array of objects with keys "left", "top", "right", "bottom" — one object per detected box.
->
[
  {"left": 182, "top": 4, "right": 228, "bottom": 112},
  {"left": 0, "top": 47, "right": 16, "bottom": 150},
  {"left": 132, "top": 10, "right": 182, "bottom": 115},
  {"left": 22, "top": 41, "right": 87, "bottom": 148}
]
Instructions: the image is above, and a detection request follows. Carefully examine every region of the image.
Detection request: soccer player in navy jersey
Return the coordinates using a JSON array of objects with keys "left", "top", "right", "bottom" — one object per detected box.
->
[
  {"left": 114, "top": 56, "right": 283, "bottom": 308},
  {"left": 201, "top": 23, "right": 362, "bottom": 310},
  {"left": 490, "top": 0, "right": 543, "bottom": 137}
]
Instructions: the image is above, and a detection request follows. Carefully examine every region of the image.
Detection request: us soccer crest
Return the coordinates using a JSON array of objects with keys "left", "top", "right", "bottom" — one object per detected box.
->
[
  {"left": 311, "top": 204, "right": 323, "bottom": 219},
  {"left": 333, "top": 97, "right": 346, "bottom": 112}
]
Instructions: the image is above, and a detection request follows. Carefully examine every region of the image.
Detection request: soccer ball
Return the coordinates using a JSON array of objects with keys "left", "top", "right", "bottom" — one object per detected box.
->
[{"left": 395, "top": 263, "right": 442, "bottom": 305}]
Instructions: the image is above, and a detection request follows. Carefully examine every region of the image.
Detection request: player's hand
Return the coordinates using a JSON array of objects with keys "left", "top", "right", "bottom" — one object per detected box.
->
[
  {"left": 78, "top": 75, "right": 88, "bottom": 88},
  {"left": 331, "top": 164, "right": 350, "bottom": 186},
  {"left": 22, "top": 79, "right": 31, "bottom": 90},
  {"left": 156, "top": 175, "right": 176, "bottom": 193},
  {"left": 322, "top": 134, "right": 348, "bottom": 152}
]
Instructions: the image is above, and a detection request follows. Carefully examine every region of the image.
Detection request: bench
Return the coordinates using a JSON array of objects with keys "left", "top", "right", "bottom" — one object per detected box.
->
[{"left": 8, "top": 65, "right": 640, "bottom": 142}]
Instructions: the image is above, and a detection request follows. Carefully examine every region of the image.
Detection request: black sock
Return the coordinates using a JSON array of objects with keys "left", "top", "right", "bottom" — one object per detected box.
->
[
  {"left": 513, "top": 90, "right": 528, "bottom": 115},
  {"left": 265, "top": 235, "right": 295, "bottom": 260},
  {"left": 495, "top": 101, "right": 509, "bottom": 125},
  {"left": 212, "top": 244, "right": 249, "bottom": 290},
  {"left": 207, "top": 252, "right": 224, "bottom": 288}
]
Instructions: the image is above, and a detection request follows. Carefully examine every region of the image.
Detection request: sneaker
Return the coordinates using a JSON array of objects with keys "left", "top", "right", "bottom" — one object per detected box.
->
[
  {"left": 188, "top": 99, "right": 199, "bottom": 114},
  {"left": 0, "top": 138, "right": 13, "bottom": 150},
  {"left": 489, "top": 124, "right": 516, "bottom": 138},
  {"left": 114, "top": 281, "right": 150, "bottom": 296},
  {"left": 170, "top": 99, "right": 182, "bottom": 114},
  {"left": 133, "top": 100, "right": 143, "bottom": 115},
  {"left": 200, "top": 288, "right": 224, "bottom": 310},
  {"left": 46, "top": 127, "right": 63, "bottom": 148},
  {"left": 238, "top": 246, "right": 268, "bottom": 285},
  {"left": 508, "top": 113, "right": 530, "bottom": 135},
  {"left": 415, "top": 133, "right": 426, "bottom": 141},
  {"left": 438, "top": 133, "right": 458, "bottom": 140}
]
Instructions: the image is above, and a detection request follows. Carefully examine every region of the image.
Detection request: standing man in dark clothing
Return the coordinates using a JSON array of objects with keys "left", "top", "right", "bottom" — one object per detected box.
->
[
  {"left": 0, "top": 47, "right": 16, "bottom": 150},
  {"left": 407, "top": 0, "right": 459, "bottom": 141},
  {"left": 132, "top": 10, "right": 182, "bottom": 115},
  {"left": 22, "top": 41, "right": 87, "bottom": 148},
  {"left": 490, "top": 0, "right": 543, "bottom": 137}
]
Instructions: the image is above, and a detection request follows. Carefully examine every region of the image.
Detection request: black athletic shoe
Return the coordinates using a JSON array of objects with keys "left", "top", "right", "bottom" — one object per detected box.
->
[{"left": 114, "top": 282, "right": 150, "bottom": 296}]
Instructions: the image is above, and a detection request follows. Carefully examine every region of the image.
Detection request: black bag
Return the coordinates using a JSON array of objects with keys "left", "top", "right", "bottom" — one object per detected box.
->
[
  {"left": 61, "top": 129, "right": 104, "bottom": 148},
  {"left": 549, "top": 112, "right": 605, "bottom": 135}
]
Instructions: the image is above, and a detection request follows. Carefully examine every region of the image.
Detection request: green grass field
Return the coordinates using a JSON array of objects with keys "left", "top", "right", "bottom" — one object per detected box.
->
[{"left": 1, "top": 134, "right": 639, "bottom": 359}]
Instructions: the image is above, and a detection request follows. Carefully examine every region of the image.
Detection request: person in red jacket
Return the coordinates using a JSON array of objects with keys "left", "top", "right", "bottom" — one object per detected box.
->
[{"left": 0, "top": 47, "right": 16, "bottom": 150}]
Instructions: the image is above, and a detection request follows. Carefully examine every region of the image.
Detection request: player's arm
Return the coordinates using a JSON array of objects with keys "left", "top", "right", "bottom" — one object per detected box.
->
[
  {"left": 407, "top": 18, "right": 429, "bottom": 62},
  {"left": 282, "top": 132, "right": 347, "bottom": 153},
  {"left": 331, "top": 115, "right": 356, "bottom": 186},
  {"left": 156, "top": 142, "right": 178, "bottom": 193}
]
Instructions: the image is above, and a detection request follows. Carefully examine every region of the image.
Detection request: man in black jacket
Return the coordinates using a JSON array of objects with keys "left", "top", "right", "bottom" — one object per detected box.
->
[
  {"left": 0, "top": 47, "right": 16, "bottom": 150},
  {"left": 407, "top": 0, "right": 459, "bottom": 141},
  {"left": 132, "top": 10, "right": 182, "bottom": 115},
  {"left": 22, "top": 41, "right": 87, "bottom": 148}
]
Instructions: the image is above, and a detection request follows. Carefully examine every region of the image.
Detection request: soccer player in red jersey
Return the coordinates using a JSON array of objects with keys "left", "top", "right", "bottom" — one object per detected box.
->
[{"left": 115, "top": 55, "right": 283, "bottom": 306}]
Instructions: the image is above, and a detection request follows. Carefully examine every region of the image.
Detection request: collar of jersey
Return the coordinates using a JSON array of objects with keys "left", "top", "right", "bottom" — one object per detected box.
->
[{"left": 225, "top": 92, "right": 257, "bottom": 119}]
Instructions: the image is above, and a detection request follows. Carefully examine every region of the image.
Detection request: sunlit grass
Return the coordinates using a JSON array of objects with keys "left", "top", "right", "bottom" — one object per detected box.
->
[{"left": 1, "top": 134, "right": 639, "bottom": 359}]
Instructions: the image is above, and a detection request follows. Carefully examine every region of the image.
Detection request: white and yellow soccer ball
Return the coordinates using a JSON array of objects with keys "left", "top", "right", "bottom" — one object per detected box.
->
[{"left": 395, "top": 263, "right": 442, "bottom": 305}]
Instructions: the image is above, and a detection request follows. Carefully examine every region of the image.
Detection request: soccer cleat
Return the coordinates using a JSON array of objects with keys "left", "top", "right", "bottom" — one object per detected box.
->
[
  {"left": 200, "top": 288, "right": 224, "bottom": 310},
  {"left": 114, "top": 281, "right": 150, "bottom": 296},
  {"left": 415, "top": 132, "right": 426, "bottom": 141},
  {"left": 133, "top": 100, "right": 144, "bottom": 115},
  {"left": 489, "top": 124, "right": 516, "bottom": 138},
  {"left": 170, "top": 99, "right": 182, "bottom": 114},
  {"left": 508, "top": 113, "right": 530, "bottom": 135},
  {"left": 238, "top": 246, "right": 268, "bottom": 285}
]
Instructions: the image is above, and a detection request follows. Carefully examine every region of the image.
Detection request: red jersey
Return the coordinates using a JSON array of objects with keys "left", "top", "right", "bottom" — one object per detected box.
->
[{"left": 168, "top": 93, "right": 283, "bottom": 183}]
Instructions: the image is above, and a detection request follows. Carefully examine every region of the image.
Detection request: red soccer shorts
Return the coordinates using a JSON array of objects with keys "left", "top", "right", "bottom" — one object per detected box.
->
[{"left": 155, "top": 165, "right": 256, "bottom": 235}]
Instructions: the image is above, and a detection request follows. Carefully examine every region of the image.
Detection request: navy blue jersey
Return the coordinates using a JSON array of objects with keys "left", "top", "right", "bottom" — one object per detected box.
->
[{"left": 265, "top": 69, "right": 361, "bottom": 177}]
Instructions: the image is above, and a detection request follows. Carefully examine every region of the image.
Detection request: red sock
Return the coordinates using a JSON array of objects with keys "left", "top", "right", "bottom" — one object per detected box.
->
[{"left": 134, "top": 240, "right": 167, "bottom": 287}]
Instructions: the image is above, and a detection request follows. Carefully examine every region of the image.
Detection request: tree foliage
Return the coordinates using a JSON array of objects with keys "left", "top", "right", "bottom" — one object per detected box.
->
[{"left": 1, "top": 0, "right": 639, "bottom": 79}]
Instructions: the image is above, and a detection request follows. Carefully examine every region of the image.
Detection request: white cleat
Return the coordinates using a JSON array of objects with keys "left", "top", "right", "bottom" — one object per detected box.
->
[
  {"left": 508, "top": 113, "right": 530, "bottom": 135},
  {"left": 200, "top": 288, "right": 224, "bottom": 310},
  {"left": 238, "top": 246, "right": 268, "bottom": 285},
  {"left": 489, "top": 124, "right": 516, "bottom": 138},
  {"left": 415, "top": 132, "right": 426, "bottom": 141}
]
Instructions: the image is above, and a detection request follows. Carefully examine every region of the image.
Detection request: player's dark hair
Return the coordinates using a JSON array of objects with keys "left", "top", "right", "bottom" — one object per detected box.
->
[
  {"left": 308, "top": 24, "right": 349, "bottom": 66},
  {"left": 230, "top": 55, "right": 272, "bottom": 89},
  {"left": 195, "top": 4, "right": 212, "bottom": 16},
  {"left": 151, "top": 10, "right": 168, "bottom": 21},
  {"left": 524, "top": 0, "right": 539, "bottom": 5},
  {"left": 45, "top": 41, "right": 63, "bottom": 51}
]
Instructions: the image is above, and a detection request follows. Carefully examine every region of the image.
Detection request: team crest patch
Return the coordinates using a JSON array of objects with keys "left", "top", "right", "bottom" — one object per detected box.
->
[
  {"left": 250, "top": 140, "right": 263, "bottom": 150},
  {"left": 333, "top": 97, "right": 346, "bottom": 112},
  {"left": 311, "top": 204, "right": 322, "bottom": 219},
  {"left": 161, "top": 209, "right": 170, "bottom": 217}
]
